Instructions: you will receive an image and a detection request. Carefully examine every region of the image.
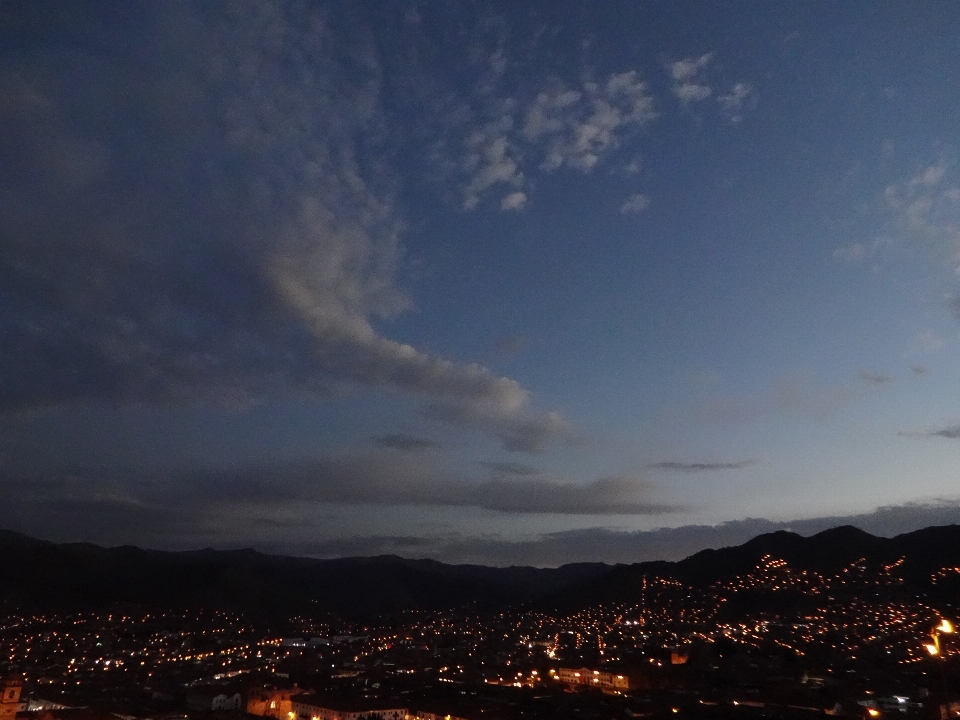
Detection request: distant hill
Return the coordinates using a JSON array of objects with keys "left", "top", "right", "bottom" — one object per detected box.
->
[
  {"left": 0, "top": 529, "right": 608, "bottom": 620},
  {"left": 553, "top": 524, "right": 960, "bottom": 610},
  {"left": 2, "top": 524, "right": 959, "bottom": 621},
  {"left": 680, "top": 524, "right": 960, "bottom": 581}
]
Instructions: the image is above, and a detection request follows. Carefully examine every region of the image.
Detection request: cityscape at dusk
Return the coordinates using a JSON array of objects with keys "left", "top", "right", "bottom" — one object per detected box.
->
[
  {"left": 3, "top": 2, "right": 960, "bottom": 718},
  {"left": 3, "top": 525, "right": 960, "bottom": 719}
]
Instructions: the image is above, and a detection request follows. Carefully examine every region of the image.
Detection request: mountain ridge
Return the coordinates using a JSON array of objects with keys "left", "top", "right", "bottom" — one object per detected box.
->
[{"left": 3, "top": 524, "right": 959, "bottom": 621}]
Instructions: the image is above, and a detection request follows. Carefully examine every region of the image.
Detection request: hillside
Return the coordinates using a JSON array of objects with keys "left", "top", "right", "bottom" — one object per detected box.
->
[{"left": 3, "top": 525, "right": 959, "bottom": 620}]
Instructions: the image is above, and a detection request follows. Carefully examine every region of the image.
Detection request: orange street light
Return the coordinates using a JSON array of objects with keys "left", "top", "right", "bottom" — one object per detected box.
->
[{"left": 927, "top": 619, "right": 954, "bottom": 658}]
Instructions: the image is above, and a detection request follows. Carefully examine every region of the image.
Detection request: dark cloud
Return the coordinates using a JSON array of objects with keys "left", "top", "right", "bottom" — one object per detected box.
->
[
  {"left": 471, "top": 475, "right": 677, "bottom": 515},
  {"left": 371, "top": 434, "right": 438, "bottom": 452},
  {"left": 0, "top": 1, "right": 564, "bottom": 451},
  {"left": 478, "top": 461, "right": 539, "bottom": 476},
  {"left": 0, "top": 458, "right": 675, "bottom": 535},
  {"left": 425, "top": 401, "right": 572, "bottom": 454},
  {"left": 647, "top": 460, "right": 755, "bottom": 473},
  {"left": 911, "top": 366, "right": 928, "bottom": 377},
  {"left": 4, "top": 467, "right": 959, "bottom": 566},
  {"left": 268, "top": 535, "right": 434, "bottom": 558},
  {"left": 948, "top": 293, "right": 960, "bottom": 323},
  {"left": 858, "top": 370, "right": 892, "bottom": 386},
  {"left": 901, "top": 425, "right": 960, "bottom": 440},
  {"left": 0, "top": 470, "right": 209, "bottom": 550},
  {"left": 280, "top": 499, "right": 960, "bottom": 566}
]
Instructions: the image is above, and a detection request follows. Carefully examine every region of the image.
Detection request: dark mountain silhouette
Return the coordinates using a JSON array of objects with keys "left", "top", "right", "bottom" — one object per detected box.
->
[
  {"left": 553, "top": 524, "right": 960, "bottom": 610},
  {"left": 0, "top": 529, "right": 607, "bottom": 620},
  {"left": 2, "top": 524, "right": 959, "bottom": 620},
  {"left": 677, "top": 524, "right": 960, "bottom": 581}
]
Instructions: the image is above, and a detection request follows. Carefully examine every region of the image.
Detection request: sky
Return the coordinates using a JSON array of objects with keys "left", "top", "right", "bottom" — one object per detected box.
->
[{"left": 3, "top": 1, "right": 960, "bottom": 566}]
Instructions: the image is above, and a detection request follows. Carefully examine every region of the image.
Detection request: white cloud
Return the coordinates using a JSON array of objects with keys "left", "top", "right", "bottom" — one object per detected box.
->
[
  {"left": 673, "top": 83, "right": 711, "bottom": 103},
  {"left": 833, "top": 163, "right": 960, "bottom": 274},
  {"left": 670, "top": 53, "right": 712, "bottom": 81},
  {"left": 718, "top": 82, "right": 752, "bottom": 123},
  {"left": 448, "top": 49, "right": 748, "bottom": 210},
  {"left": 523, "top": 89, "right": 582, "bottom": 140},
  {"left": 462, "top": 120, "right": 524, "bottom": 210},
  {"left": 914, "top": 328, "right": 944, "bottom": 354},
  {"left": 620, "top": 193, "right": 650, "bottom": 214},
  {"left": 459, "top": 70, "right": 656, "bottom": 208},
  {"left": 500, "top": 191, "right": 527, "bottom": 211},
  {"left": 917, "top": 165, "right": 945, "bottom": 186},
  {"left": 670, "top": 53, "right": 713, "bottom": 104},
  {"left": 540, "top": 72, "right": 657, "bottom": 172},
  {"left": 882, "top": 163, "right": 960, "bottom": 272},
  {"left": 606, "top": 71, "right": 659, "bottom": 123}
]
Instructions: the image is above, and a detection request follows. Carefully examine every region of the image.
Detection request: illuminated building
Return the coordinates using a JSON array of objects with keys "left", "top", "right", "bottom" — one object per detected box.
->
[
  {"left": 551, "top": 667, "right": 631, "bottom": 691},
  {"left": 247, "top": 684, "right": 302, "bottom": 718},
  {"left": 291, "top": 695, "right": 406, "bottom": 720},
  {"left": 0, "top": 678, "right": 20, "bottom": 720}
]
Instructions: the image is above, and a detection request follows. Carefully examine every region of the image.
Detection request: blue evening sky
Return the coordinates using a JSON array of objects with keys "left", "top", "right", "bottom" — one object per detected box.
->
[{"left": 3, "top": 1, "right": 960, "bottom": 564}]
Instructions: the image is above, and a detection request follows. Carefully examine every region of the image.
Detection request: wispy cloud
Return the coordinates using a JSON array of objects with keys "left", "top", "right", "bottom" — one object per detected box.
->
[
  {"left": 452, "top": 69, "right": 657, "bottom": 210},
  {"left": 832, "top": 238, "right": 889, "bottom": 264},
  {"left": 425, "top": 401, "right": 572, "bottom": 454},
  {"left": 0, "top": 1, "right": 565, "bottom": 451},
  {"left": 833, "top": 243, "right": 870, "bottom": 263},
  {"left": 462, "top": 118, "right": 524, "bottom": 210},
  {"left": 857, "top": 370, "right": 893, "bottom": 386},
  {"left": 285, "top": 498, "right": 960, "bottom": 566},
  {"left": 500, "top": 190, "right": 527, "bottom": 211},
  {"left": 8, "top": 467, "right": 958, "bottom": 566},
  {"left": 878, "top": 163, "right": 960, "bottom": 272},
  {"left": 538, "top": 71, "right": 658, "bottom": 172},
  {"left": 478, "top": 461, "right": 539, "bottom": 476},
  {"left": 900, "top": 424, "right": 960, "bottom": 440},
  {"left": 620, "top": 193, "right": 651, "bottom": 215},
  {"left": 647, "top": 460, "right": 755, "bottom": 473},
  {"left": 371, "top": 434, "right": 439, "bottom": 452},
  {"left": 913, "top": 328, "right": 944, "bottom": 354},
  {"left": 0, "top": 461, "right": 678, "bottom": 530},
  {"left": 669, "top": 53, "right": 713, "bottom": 104},
  {"left": 718, "top": 82, "right": 753, "bottom": 123},
  {"left": 696, "top": 371, "right": 858, "bottom": 425},
  {"left": 435, "top": 42, "right": 751, "bottom": 211}
]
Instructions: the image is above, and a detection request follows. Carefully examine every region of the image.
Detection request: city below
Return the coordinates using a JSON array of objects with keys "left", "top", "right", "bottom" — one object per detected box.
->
[{"left": 2, "top": 525, "right": 959, "bottom": 720}]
